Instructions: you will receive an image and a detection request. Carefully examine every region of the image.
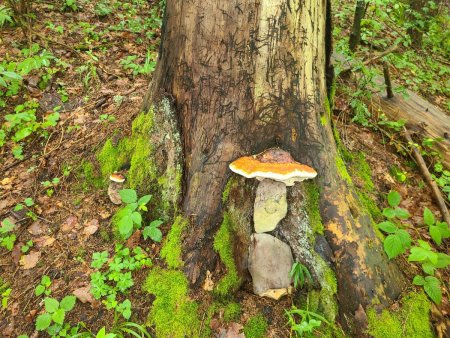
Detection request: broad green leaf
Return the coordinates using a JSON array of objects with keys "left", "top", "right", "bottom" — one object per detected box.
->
[
  {"left": 382, "top": 208, "right": 396, "bottom": 219},
  {"left": 42, "top": 275, "right": 51, "bottom": 286},
  {"left": 412, "top": 275, "right": 425, "bottom": 285},
  {"left": 429, "top": 225, "right": 442, "bottom": 245},
  {"left": 149, "top": 219, "right": 164, "bottom": 228},
  {"left": 60, "top": 295, "right": 76, "bottom": 312},
  {"left": 143, "top": 226, "right": 162, "bottom": 242},
  {"left": 394, "top": 208, "right": 410, "bottom": 219},
  {"left": 36, "top": 313, "right": 52, "bottom": 330},
  {"left": 2, "top": 71, "right": 22, "bottom": 81},
  {"left": 396, "top": 229, "right": 411, "bottom": 248},
  {"left": 119, "top": 189, "right": 137, "bottom": 204},
  {"left": 422, "top": 263, "right": 435, "bottom": 275},
  {"left": 13, "top": 127, "right": 33, "bottom": 142},
  {"left": 437, "top": 222, "right": 450, "bottom": 238},
  {"left": 24, "top": 198, "right": 34, "bottom": 206},
  {"left": 137, "top": 195, "right": 152, "bottom": 206},
  {"left": 118, "top": 216, "right": 134, "bottom": 237},
  {"left": 377, "top": 221, "right": 397, "bottom": 233},
  {"left": 131, "top": 212, "right": 142, "bottom": 227},
  {"left": 408, "top": 247, "right": 430, "bottom": 262},
  {"left": 424, "top": 276, "right": 441, "bottom": 304},
  {"left": 384, "top": 235, "right": 403, "bottom": 259},
  {"left": 418, "top": 239, "right": 431, "bottom": 250},
  {"left": 52, "top": 308, "right": 65, "bottom": 324},
  {"left": 435, "top": 253, "right": 450, "bottom": 269},
  {"left": 423, "top": 208, "right": 435, "bottom": 226},
  {"left": 44, "top": 297, "right": 59, "bottom": 313},
  {"left": 387, "top": 191, "right": 401, "bottom": 207},
  {"left": 35, "top": 285, "right": 45, "bottom": 296}
]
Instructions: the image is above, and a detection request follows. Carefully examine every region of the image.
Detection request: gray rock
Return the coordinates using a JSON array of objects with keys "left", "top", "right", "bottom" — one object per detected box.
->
[
  {"left": 253, "top": 179, "right": 287, "bottom": 233},
  {"left": 248, "top": 233, "right": 293, "bottom": 295}
]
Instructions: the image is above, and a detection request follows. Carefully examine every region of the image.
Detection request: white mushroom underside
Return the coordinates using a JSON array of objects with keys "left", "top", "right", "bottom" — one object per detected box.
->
[{"left": 229, "top": 166, "right": 317, "bottom": 186}]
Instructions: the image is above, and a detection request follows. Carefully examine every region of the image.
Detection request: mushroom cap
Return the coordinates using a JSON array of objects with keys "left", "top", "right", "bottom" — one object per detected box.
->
[
  {"left": 229, "top": 148, "right": 317, "bottom": 185},
  {"left": 109, "top": 172, "right": 126, "bottom": 183}
]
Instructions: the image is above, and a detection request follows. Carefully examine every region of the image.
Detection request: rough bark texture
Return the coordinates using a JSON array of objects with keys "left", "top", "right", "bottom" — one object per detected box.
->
[
  {"left": 349, "top": 0, "right": 366, "bottom": 52},
  {"left": 143, "top": 0, "right": 406, "bottom": 334}
]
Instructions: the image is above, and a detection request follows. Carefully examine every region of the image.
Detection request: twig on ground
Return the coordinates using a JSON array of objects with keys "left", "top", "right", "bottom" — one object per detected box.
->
[{"left": 403, "top": 127, "right": 450, "bottom": 225}]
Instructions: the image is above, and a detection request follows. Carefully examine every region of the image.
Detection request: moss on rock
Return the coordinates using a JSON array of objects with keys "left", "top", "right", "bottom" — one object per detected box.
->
[
  {"left": 213, "top": 212, "right": 241, "bottom": 297},
  {"left": 367, "top": 292, "right": 433, "bottom": 338},
  {"left": 144, "top": 267, "right": 201, "bottom": 338}
]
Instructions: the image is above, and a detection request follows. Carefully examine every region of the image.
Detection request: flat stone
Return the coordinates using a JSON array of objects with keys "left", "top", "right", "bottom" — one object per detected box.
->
[
  {"left": 248, "top": 233, "right": 293, "bottom": 296},
  {"left": 253, "top": 179, "right": 287, "bottom": 233},
  {"left": 259, "top": 287, "right": 293, "bottom": 300}
]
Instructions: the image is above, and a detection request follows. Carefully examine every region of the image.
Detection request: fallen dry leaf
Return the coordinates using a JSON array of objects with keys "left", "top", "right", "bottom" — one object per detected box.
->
[
  {"left": 126, "top": 229, "right": 141, "bottom": 248},
  {"left": 20, "top": 251, "right": 41, "bottom": 269},
  {"left": 60, "top": 215, "right": 78, "bottom": 232},
  {"left": 73, "top": 285, "right": 95, "bottom": 304},
  {"left": 83, "top": 219, "right": 99, "bottom": 236},
  {"left": 34, "top": 235, "right": 55, "bottom": 248},
  {"left": 28, "top": 221, "right": 45, "bottom": 235},
  {"left": 11, "top": 243, "right": 22, "bottom": 265}
]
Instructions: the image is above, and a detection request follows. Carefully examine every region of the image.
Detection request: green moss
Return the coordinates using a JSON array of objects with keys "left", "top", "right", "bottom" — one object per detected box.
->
[
  {"left": 222, "top": 177, "right": 238, "bottom": 204},
  {"left": 304, "top": 181, "right": 323, "bottom": 234},
  {"left": 243, "top": 314, "right": 268, "bottom": 338},
  {"left": 223, "top": 302, "right": 241, "bottom": 322},
  {"left": 144, "top": 267, "right": 201, "bottom": 338},
  {"left": 213, "top": 212, "right": 241, "bottom": 298},
  {"left": 97, "top": 101, "right": 182, "bottom": 219},
  {"left": 78, "top": 160, "right": 104, "bottom": 190},
  {"left": 160, "top": 216, "right": 187, "bottom": 269},
  {"left": 367, "top": 292, "right": 433, "bottom": 338},
  {"left": 335, "top": 155, "right": 352, "bottom": 185},
  {"left": 97, "top": 138, "right": 129, "bottom": 178}
]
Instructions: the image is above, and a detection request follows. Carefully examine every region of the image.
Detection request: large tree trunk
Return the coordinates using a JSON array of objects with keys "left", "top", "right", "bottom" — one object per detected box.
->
[{"left": 142, "top": 0, "right": 406, "bottom": 335}]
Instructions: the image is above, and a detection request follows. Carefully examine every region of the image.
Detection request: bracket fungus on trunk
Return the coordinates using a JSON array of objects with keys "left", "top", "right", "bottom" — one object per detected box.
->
[
  {"left": 229, "top": 148, "right": 317, "bottom": 233},
  {"left": 229, "top": 148, "right": 317, "bottom": 299}
]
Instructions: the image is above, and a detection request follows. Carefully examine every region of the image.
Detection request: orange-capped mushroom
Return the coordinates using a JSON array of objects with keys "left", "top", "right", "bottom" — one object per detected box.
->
[{"left": 229, "top": 148, "right": 317, "bottom": 186}]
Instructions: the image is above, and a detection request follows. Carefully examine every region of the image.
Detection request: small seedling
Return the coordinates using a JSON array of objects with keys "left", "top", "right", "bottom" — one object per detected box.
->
[
  {"left": 114, "top": 189, "right": 151, "bottom": 239},
  {"left": 21, "top": 240, "right": 33, "bottom": 253},
  {"left": 35, "top": 296, "right": 76, "bottom": 333},
  {"left": 289, "top": 262, "right": 312, "bottom": 289},
  {"left": 412, "top": 275, "right": 442, "bottom": 304},
  {"left": 35, "top": 275, "right": 52, "bottom": 296},
  {"left": 0, "top": 219, "right": 16, "bottom": 251}
]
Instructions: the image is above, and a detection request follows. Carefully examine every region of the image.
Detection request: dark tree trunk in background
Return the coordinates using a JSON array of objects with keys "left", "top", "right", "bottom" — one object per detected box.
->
[
  {"left": 143, "top": 0, "right": 406, "bottom": 334},
  {"left": 349, "top": 0, "right": 366, "bottom": 52}
]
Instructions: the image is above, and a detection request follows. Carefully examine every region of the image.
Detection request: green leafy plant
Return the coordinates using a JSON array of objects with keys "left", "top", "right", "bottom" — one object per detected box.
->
[
  {"left": 35, "top": 296, "right": 77, "bottom": 334},
  {"left": 142, "top": 220, "right": 163, "bottom": 242},
  {"left": 113, "top": 189, "right": 151, "bottom": 239},
  {"left": 1, "top": 279, "right": 11, "bottom": 309},
  {"left": 412, "top": 275, "right": 442, "bottom": 305},
  {"left": 423, "top": 207, "right": 450, "bottom": 245},
  {"left": 90, "top": 244, "right": 151, "bottom": 319},
  {"left": 72, "top": 322, "right": 151, "bottom": 338},
  {"left": 408, "top": 240, "right": 450, "bottom": 276},
  {"left": 35, "top": 275, "right": 52, "bottom": 296},
  {"left": 62, "top": 0, "right": 78, "bottom": 12},
  {"left": 289, "top": 262, "right": 312, "bottom": 289},
  {"left": 119, "top": 51, "right": 156, "bottom": 76},
  {"left": 21, "top": 240, "right": 33, "bottom": 253},
  {"left": 432, "top": 163, "right": 450, "bottom": 202},
  {"left": 285, "top": 300, "right": 330, "bottom": 337},
  {"left": 0, "top": 5, "right": 13, "bottom": 27},
  {"left": 0, "top": 219, "right": 16, "bottom": 251},
  {"left": 377, "top": 191, "right": 412, "bottom": 259}
]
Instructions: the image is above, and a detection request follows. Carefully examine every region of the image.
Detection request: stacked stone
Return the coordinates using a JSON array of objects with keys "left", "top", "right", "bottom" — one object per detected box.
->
[{"left": 229, "top": 148, "right": 317, "bottom": 300}]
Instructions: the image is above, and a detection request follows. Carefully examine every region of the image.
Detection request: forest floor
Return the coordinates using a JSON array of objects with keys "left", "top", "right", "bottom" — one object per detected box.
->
[{"left": 0, "top": 1, "right": 449, "bottom": 337}]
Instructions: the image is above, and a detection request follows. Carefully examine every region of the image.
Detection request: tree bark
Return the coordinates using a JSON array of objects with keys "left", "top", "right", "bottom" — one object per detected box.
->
[{"left": 143, "top": 0, "right": 406, "bottom": 334}]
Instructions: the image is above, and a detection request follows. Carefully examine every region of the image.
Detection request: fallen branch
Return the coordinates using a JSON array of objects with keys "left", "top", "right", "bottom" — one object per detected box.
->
[
  {"left": 340, "top": 44, "right": 400, "bottom": 75},
  {"left": 403, "top": 127, "right": 450, "bottom": 225}
]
